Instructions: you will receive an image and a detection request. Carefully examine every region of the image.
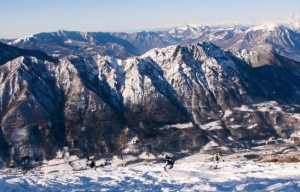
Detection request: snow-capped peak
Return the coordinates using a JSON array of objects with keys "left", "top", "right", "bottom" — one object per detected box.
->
[
  {"left": 167, "top": 25, "right": 208, "bottom": 38},
  {"left": 8, "top": 35, "right": 36, "bottom": 45},
  {"left": 283, "top": 13, "right": 300, "bottom": 24},
  {"left": 282, "top": 14, "right": 300, "bottom": 31},
  {"left": 246, "top": 23, "right": 281, "bottom": 32},
  {"left": 141, "top": 42, "right": 227, "bottom": 63},
  {"left": 247, "top": 14, "right": 300, "bottom": 33},
  {"left": 168, "top": 25, "right": 202, "bottom": 33}
]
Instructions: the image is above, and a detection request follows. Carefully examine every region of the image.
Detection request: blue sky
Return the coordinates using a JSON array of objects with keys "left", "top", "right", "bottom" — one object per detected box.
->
[{"left": 0, "top": 0, "right": 299, "bottom": 38}]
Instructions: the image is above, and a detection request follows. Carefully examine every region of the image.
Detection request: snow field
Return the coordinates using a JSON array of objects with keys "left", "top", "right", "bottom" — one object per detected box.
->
[{"left": 0, "top": 156, "right": 300, "bottom": 192}]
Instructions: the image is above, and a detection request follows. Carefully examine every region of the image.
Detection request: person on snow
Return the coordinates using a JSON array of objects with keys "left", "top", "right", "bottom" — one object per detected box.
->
[
  {"left": 210, "top": 151, "right": 224, "bottom": 169},
  {"left": 86, "top": 156, "right": 96, "bottom": 169},
  {"left": 163, "top": 154, "right": 174, "bottom": 171},
  {"left": 90, "top": 160, "right": 96, "bottom": 168}
]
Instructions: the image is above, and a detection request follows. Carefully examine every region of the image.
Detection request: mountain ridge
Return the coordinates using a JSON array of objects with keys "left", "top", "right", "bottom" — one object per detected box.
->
[{"left": 0, "top": 41, "right": 299, "bottom": 167}]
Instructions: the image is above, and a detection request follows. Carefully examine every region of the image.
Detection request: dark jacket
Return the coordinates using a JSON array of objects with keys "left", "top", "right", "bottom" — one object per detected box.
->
[{"left": 165, "top": 156, "right": 174, "bottom": 165}]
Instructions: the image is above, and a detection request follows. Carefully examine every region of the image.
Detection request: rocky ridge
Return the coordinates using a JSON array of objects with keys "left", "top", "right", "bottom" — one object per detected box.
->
[{"left": 0, "top": 40, "right": 299, "bottom": 168}]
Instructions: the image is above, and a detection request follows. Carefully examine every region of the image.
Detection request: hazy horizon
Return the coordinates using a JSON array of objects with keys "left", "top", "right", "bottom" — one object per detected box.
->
[{"left": 0, "top": 0, "right": 299, "bottom": 39}]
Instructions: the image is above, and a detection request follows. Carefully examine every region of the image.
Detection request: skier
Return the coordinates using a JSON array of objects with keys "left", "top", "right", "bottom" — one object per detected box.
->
[
  {"left": 85, "top": 156, "right": 96, "bottom": 170},
  {"left": 86, "top": 156, "right": 96, "bottom": 169},
  {"left": 90, "top": 160, "right": 96, "bottom": 168},
  {"left": 163, "top": 154, "right": 174, "bottom": 171},
  {"left": 210, "top": 151, "right": 224, "bottom": 169}
]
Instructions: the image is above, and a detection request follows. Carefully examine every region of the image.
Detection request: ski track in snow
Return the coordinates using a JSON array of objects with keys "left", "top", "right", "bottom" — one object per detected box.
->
[{"left": 1, "top": 159, "right": 300, "bottom": 192}]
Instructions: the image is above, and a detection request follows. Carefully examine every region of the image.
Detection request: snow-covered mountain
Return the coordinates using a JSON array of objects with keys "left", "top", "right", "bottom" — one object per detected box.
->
[
  {"left": 0, "top": 41, "right": 299, "bottom": 169},
  {"left": 227, "top": 23, "right": 300, "bottom": 66},
  {"left": 6, "top": 30, "right": 141, "bottom": 59},
  {"left": 3, "top": 17, "right": 300, "bottom": 66},
  {"left": 112, "top": 20, "right": 300, "bottom": 66},
  {"left": 110, "top": 31, "right": 178, "bottom": 53},
  {"left": 111, "top": 25, "right": 246, "bottom": 55}
]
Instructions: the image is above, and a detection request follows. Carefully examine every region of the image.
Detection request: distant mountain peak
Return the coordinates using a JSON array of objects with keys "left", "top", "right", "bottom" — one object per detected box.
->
[
  {"left": 282, "top": 14, "right": 300, "bottom": 31},
  {"left": 247, "top": 14, "right": 300, "bottom": 33},
  {"left": 283, "top": 13, "right": 300, "bottom": 24},
  {"left": 9, "top": 35, "right": 36, "bottom": 45},
  {"left": 246, "top": 23, "right": 282, "bottom": 32}
]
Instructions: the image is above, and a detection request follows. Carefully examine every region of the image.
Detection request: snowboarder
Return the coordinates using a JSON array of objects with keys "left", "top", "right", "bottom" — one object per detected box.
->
[
  {"left": 163, "top": 154, "right": 174, "bottom": 171},
  {"left": 210, "top": 151, "right": 224, "bottom": 169}
]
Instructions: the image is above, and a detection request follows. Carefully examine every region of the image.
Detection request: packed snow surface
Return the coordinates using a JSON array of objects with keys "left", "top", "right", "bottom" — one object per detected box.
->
[{"left": 1, "top": 154, "right": 299, "bottom": 192}]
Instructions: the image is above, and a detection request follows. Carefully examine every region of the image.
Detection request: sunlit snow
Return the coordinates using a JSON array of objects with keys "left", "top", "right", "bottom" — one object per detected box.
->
[{"left": 1, "top": 153, "right": 299, "bottom": 192}]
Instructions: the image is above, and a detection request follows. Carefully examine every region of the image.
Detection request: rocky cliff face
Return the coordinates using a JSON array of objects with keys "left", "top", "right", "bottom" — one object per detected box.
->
[{"left": 0, "top": 42, "right": 299, "bottom": 167}]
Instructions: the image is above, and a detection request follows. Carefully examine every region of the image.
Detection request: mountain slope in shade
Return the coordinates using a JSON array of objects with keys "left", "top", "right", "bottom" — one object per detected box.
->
[
  {"left": 0, "top": 42, "right": 58, "bottom": 65},
  {"left": 0, "top": 42, "right": 299, "bottom": 168},
  {"left": 7, "top": 30, "right": 141, "bottom": 59},
  {"left": 111, "top": 31, "right": 178, "bottom": 53}
]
